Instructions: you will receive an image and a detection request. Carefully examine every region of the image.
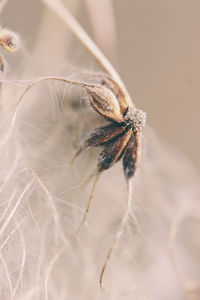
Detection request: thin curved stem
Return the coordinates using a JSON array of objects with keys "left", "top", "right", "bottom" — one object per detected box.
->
[
  {"left": 44, "top": 247, "right": 65, "bottom": 300},
  {"left": 11, "top": 76, "right": 102, "bottom": 127},
  {"left": 40, "top": 0, "right": 132, "bottom": 107},
  {"left": 85, "top": 0, "right": 118, "bottom": 64},
  {"left": 27, "top": 163, "right": 67, "bottom": 247},
  {"left": 69, "top": 173, "right": 100, "bottom": 241},
  {"left": 12, "top": 225, "right": 26, "bottom": 298},
  {"left": 65, "top": 172, "right": 95, "bottom": 204},
  {"left": 0, "top": 253, "right": 13, "bottom": 297},
  {"left": 0, "top": 0, "right": 10, "bottom": 14},
  {"left": 100, "top": 179, "right": 133, "bottom": 294},
  {"left": 50, "top": 148, "right": 84, "bottom": 193},
  {"left": 0, "top": 184, "right": 31, "bottom": 238}
]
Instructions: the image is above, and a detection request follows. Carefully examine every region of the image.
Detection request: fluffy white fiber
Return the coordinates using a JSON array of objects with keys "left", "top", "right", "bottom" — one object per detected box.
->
[{"left": 0, "top": 1, "right": 199, "bottom": 300}]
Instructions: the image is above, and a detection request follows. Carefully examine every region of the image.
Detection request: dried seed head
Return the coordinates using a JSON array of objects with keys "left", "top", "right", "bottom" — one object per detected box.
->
[
  {"left": 86, "top": 85, "right": 123, "bottom": 123},
  {"left": 0, "top": 28, "right": 20, "bottom": 52},
  {"left": 0, "top": 54, "right": 6, "bottom": 74}
]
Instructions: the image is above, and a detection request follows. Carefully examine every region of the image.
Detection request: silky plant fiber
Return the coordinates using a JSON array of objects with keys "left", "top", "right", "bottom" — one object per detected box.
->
[{"left": 0, "top": 1, "right": 200, "bottom": 300}]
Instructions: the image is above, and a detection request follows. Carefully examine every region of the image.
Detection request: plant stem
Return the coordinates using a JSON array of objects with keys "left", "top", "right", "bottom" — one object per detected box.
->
[{"left": 40, "top": 0, "right": 133, "bottom": 106}]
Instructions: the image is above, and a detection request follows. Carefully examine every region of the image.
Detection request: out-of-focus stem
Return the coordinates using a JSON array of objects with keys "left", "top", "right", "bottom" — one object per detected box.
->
[
  {"left": 85, "top": 0, "right": 118, "bottom": 64},
  {"left": 40, "top": 0, "right": 133, "bottom": 107},
  {"left": 0, "top": 0, "right": 10, "bottom": 14}
]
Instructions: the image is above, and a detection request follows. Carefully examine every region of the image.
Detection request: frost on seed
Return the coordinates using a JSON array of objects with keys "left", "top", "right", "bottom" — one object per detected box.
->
[{"left": 125, "top": 107, "right": 147, "bottom": 130}]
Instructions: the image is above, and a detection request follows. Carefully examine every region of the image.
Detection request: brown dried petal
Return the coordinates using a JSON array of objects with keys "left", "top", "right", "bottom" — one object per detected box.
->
[
  {"left": 86, "top": 123, "right": 126, "bottom": 147},
  {"left": 98, "top": 129, "right": 132, "bottom": 173},
  {"left": 101, "top": 76, "right": 130, "bottom": 115},
  {"left": 86, "top": 85, "right": 123, "bottom": 123},
  {"left": 123, "top": 130, "right": 142, "bottom": 180}
]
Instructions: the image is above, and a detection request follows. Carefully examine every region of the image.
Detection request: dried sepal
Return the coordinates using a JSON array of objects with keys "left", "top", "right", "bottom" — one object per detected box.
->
[
  {"left": 86, "top": 84, "right": 123, "bottom": 123},
  {"left": 81, "top": 72, "right": 132, "bottom": 114},
  {"left": 98, "top": 129, "right": 132, "bottom": 172},
  {"left": 123, "top": 130, "right": 142, "bottom": 180},
  {"left": 0, "top": 28, "right": 20, "bottom": 53},
  {"left": 86, "top": 123, "right": 126, "bottom": 147},
  {"left": 0, "top": 54, "right": 6, "bottom": 73},
  {"left": 101, "top": 75, "right": 131, "bottom": 114}
]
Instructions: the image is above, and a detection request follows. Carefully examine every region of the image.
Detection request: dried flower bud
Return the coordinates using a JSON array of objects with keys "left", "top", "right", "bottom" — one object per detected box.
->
[
  {"left": 101, "top": 76, "right": 129, "bottom": 114},
  {"left": 86, "top": 85, "right": 123, "bottom": 123},
  {"left": 0, "top": 54, "right": 6, "bottom": 73},
  {"left": 0, "top": 28, "right": 20, "bottom": 52}
]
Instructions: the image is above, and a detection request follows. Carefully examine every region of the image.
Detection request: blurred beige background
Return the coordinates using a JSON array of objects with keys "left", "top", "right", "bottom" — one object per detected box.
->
[{"left": 1, "top": 0, "right": 200, "bottom": 169}]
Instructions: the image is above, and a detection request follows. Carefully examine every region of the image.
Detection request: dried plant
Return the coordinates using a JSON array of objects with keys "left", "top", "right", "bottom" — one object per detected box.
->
[
  {"left": 0, "top": 1, "right": 199, "bottom": 300},
  {"left": 0, "top": 26, "right": 20, "bottom": 73}
]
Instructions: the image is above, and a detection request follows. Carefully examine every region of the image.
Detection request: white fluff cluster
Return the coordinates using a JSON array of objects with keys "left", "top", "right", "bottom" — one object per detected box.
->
[
  {"left": 125, "top": 107, "right": 147, "bottom": 130},
  {"left": 133, "top": 108, "right": 147, "bottom": 129}
]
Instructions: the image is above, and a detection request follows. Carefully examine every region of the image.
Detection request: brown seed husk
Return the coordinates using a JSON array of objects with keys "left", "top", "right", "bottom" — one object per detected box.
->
[{"left": 86, "top": 85, "right": 123, "bottom": 123}]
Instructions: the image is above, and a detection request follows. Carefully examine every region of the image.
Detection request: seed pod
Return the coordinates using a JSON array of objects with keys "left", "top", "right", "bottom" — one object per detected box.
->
[
  {"left": 86, "top": 84, "right": 123, "bottom": 123},
  {"left": 101, "top": 76, "right": 130, "bottom": 114},
  {"left": 0, "top": 28, "right": 20, "bottom": 52}
]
